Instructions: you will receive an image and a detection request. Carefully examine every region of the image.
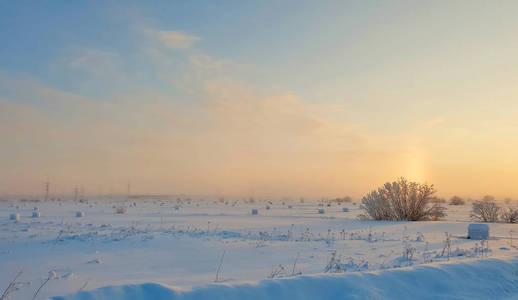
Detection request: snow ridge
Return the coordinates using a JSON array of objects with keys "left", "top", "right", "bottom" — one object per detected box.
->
[{"left": 55, "top": 257, "right": 518, "bottom": 300}]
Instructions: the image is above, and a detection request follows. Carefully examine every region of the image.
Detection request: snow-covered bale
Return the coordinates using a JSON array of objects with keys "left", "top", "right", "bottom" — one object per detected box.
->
[
  {"left": 76, "top": 211, "right": 85, "bottom": 217},
  {"left": 32, "top": 211, "right": 41, "bottom": 218},
  {"left": 468, "top": 223, "right": 489, "bottom": 240},
  {"left": 251, "top": 209, "right": 258, "bottom": 215},
  {"left": 10, "top": 213, "right": 20, "bottom": 221}
]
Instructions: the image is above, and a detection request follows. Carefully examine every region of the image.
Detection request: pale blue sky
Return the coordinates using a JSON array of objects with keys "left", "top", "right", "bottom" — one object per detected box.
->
[{"left": 2, "top": 1, "right": 518, "bottom": 197}]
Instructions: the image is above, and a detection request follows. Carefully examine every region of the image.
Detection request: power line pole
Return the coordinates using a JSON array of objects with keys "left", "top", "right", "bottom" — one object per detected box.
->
[{"left": 44, "top": 179, "right": 50, "bottom": 201}]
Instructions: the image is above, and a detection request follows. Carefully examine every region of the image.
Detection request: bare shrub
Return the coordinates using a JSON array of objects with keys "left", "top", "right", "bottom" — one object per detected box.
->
[
  {"left": 1, "top": 271, "right": 29, "bottom": 300},
  {"left": 323, "top": 251, "right": 345, "bottom": 273},
  {"left": 449, "top": 196, "right": 465, "bottom": 206},
  {"left": 431, "top": 197, "right": 446, "bottom": 204},
  {"left": 482, "top": 195, "right": 495, "bottom": 202},
  {"left": 440, "top": 232, "right": 452, "bottom": 261},
  {"left": 359, "top": 177, "right": 446, "bottom": 221},
  {"left": 501, "top": 207, "right": 518, "bottom": 223},
  {"left": 402, "top": 240, "right": 415, "bottom": 266},
  {"left": 32, "top": 271, "right": 57, "bottom": 300},
  {"left": 268, "top": 264, "right": 286, "bottom": 278},
  {"left": 214, "top": 250, "right": 226, "bottom": 282},
  {"left": 471, "top": 199, "right": 500, "bottom": 222},
  {"left": 333, "top": 196, "right": 352, "bottom": 203},
  {"left": 115, "top": 206, "right": 127, "bottom": 214}
]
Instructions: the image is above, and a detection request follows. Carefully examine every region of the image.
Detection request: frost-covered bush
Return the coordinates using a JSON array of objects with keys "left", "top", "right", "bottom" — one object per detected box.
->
[
  {"left": 449, "top": 196, "right": 465, "bottom": 206},
  {"left": 470, "top": 199, "right": 499, "bottom": 222},
  {"left": 359, "top": 177, "right": 446, "bottom": 221},
  {"left": 500, "top": 207, "right": 518, "bottom": 223}
]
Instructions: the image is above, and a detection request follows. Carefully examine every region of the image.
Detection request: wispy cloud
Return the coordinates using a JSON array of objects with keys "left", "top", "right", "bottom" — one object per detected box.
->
[
  {"left": 149, "top": 30, "right": 200, "bottom": 50},
  {"left": 65, "top": 48, "right": 120, "bottom": 73}
]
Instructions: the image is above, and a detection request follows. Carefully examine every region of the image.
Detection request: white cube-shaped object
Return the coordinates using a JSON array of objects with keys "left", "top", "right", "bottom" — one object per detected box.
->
[
  {"left": 32, "top": 211, "right": 40, "bottom": 218},
  {"left": 10, "top": 213, "right": 20, "bottom": 222},
  {"left": 468, "top": 223, "right": 489, "bottom": 240},
  {"left": 342, "top": 208, "right": 349, "bottom": 212},
  {"left": 76, "top": 211, "right": 84, "bottom": 217},
  {"left": 251, "top": 209, "right": 258, "bottom": 215},
  {"left": 318, "top": 209, "right": 325, "bottom": 214}
]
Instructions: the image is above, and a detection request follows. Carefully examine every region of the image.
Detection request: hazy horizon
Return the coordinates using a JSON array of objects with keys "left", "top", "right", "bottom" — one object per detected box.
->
[{"left": 2, "top": 1, "right": 518, "bottom": 199}]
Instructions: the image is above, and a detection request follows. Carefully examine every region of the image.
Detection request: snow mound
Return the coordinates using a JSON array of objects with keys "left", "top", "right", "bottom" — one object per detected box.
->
[{"left": 54, "top": 257, "right": 518, "bottom": 300}]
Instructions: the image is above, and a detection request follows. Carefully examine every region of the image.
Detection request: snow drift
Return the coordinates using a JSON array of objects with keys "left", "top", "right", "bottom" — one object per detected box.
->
[{"left": 55, "top": 257, "right": 518, "bottom": 300}]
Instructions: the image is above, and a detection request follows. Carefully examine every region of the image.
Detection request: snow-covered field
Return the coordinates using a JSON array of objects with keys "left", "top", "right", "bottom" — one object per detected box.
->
[{"left": 1, "top": 196, "right": 518, "bottom": 299}]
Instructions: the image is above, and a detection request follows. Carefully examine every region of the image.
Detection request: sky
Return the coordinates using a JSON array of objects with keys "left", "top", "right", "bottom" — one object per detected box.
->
[{"left": 1, "top": 1, "right": 518, "bottom": 199}]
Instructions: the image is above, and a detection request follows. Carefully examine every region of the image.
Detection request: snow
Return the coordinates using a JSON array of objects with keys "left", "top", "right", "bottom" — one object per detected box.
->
[
  {"left": 1, "top": 196, "right": 518, "bottom": 299},
  {"left": 54, "top": 257, "right": 518, "bottom": 300}
]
